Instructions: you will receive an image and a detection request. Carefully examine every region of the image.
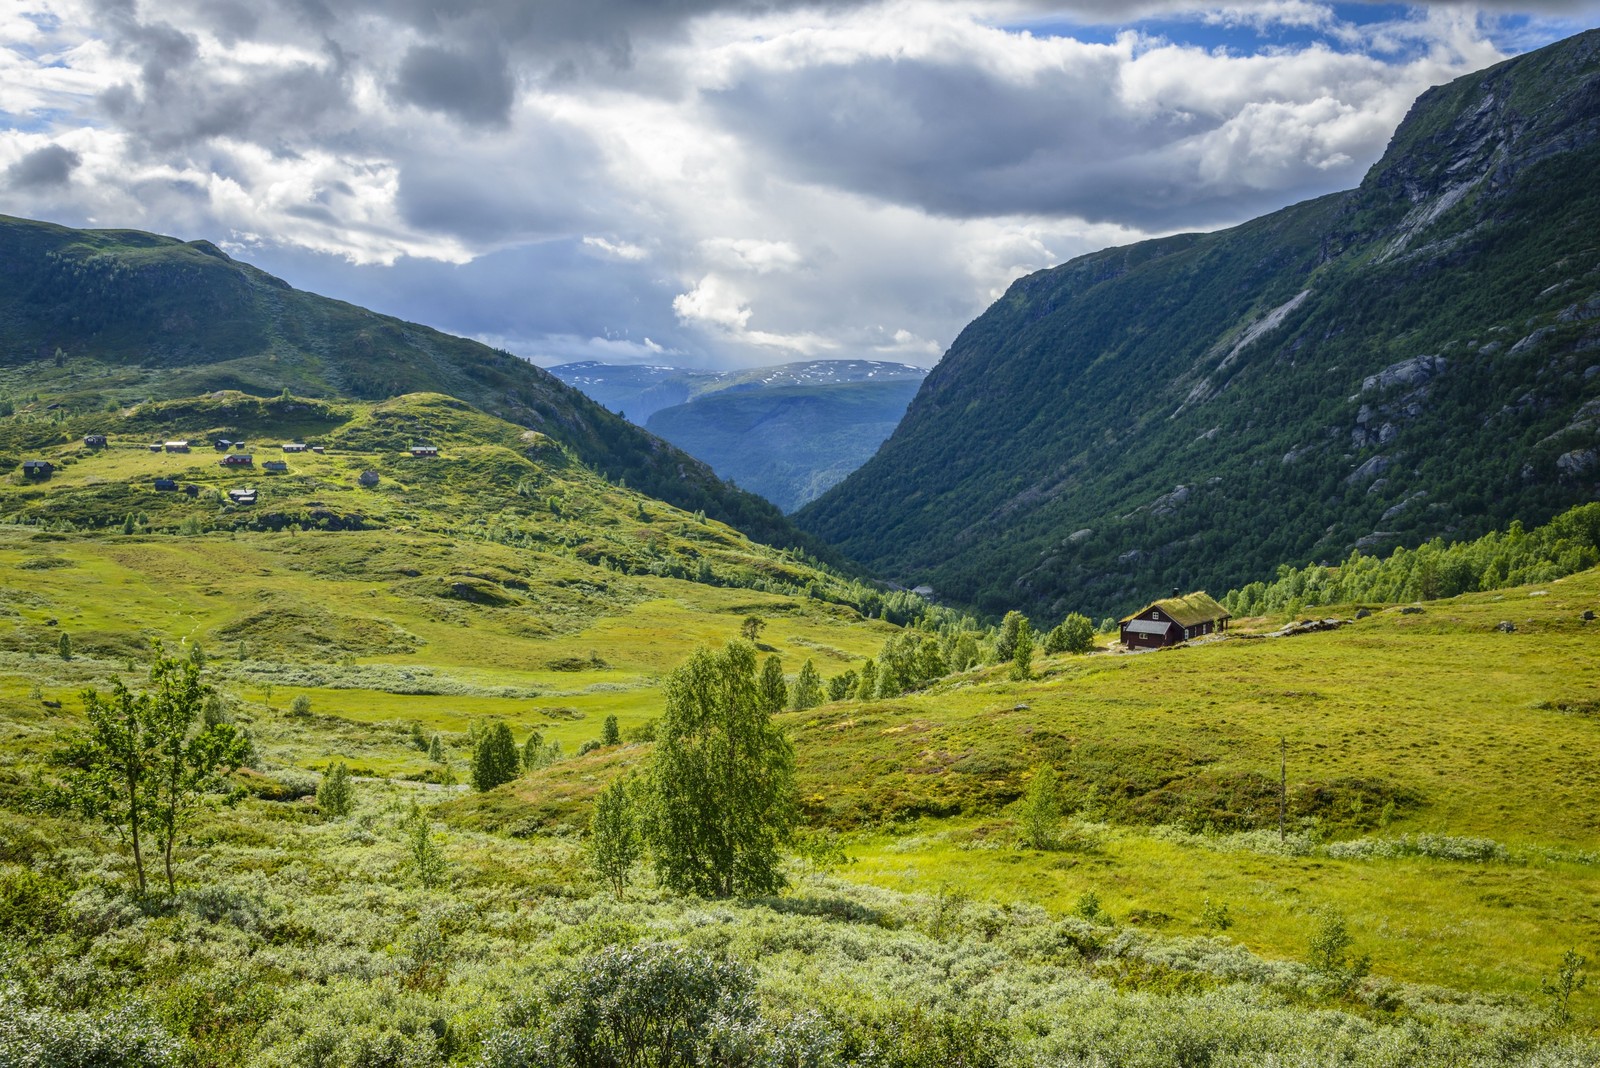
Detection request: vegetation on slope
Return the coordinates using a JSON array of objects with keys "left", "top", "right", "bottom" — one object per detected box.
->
[
  {"left": 1, "top": 396, "right": 1598, "bottom": 1063},
  {"left": 798, "top": 28, "right": 1600, "bottom": 619},
  {"left": 0, "top": 214, "right": 819, "bottom": 556}
]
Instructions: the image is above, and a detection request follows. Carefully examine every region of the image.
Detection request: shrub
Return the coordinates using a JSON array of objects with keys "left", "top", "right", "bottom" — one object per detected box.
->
[
  {"left": 317, "top": 761, "right": 354, "bottom": 818},
  {"left": 601, "top": 715, "right": 620, "bottom": 747},
  {"left": 539, "top": 943, "right": 758, "bottom": 1068},
  {"left": 1306, "top": 909, "right": 1369, "bottom": 995},
  {"left": 289, "top": 694, "right": 311, "bottom": 717},
  {"left": 1016, "top": 766, "right": 1063, "bottom": 850},
  {"left": 0, "top": 981, "right": 180, "bottom": 1068}
]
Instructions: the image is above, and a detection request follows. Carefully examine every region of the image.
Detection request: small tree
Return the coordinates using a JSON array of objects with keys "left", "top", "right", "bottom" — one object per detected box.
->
[
  {"left": 1306, "top": 909, "right": 1370, "bottom": 995},
  {"left": 589, "top": 776, "right": 642, "bottom": 898},
  {"left": 471, "top": 721, "right": 520, "bottom": 791},
  {"left": 410, "top": 722, "right": 429, "bottom": 751},
  {"left": 994, "top": 611, "right": 1028, "bottom": 663},
  {"left": 1044, "top": 613, "right": 1095, "bottom": 655},
  {"left": 429, "top": 733, "right": 446, "bottom": 763},
  {"left": 740, "top": 615, "right": 765, "bottom": 643},
  {"left": 1543, "top": 948, "right": 1589, "bottom": 1026},
  {"left": 289, "top": 694, "right": 311, "bottom": 717},
  {"left": 826, "top": 669, "right": 858, "bottom": 702},
  {"left": 521, "top": 731, "right": 542, "bottom": 769},
  {"left": 855, "top": 659, "right": 878, "bottom": 701},
  {"left": 758, "top": 655, "right": 787, "bottom": 714},
  {"left": 317, "top": 760, "right": 355, "bottom": 818},
  {"left": 949, "top": 632, "right": 980, "bottom": 672},
  {"left": 1010, "top": 620, "right": 1035, "bottom": 681},
  {"left": 404, "top": 805, "right": 448, "bottom": 888},
  {"left": 601, "top": 715, "right": 621, "bottom": 747},
  {"left": 1017, "top": 764, "right": 1062, "bottom": 849},
  {"left": 790, "top": 659, "right": 822, "bottom": 711},
  {"left": 57, "top": 632, "right": 72, "bottom": 661},
  {"left": 56, "top": 648, "right": 246, "bottom": 893},
  {"left": 642, "top": 641, "right": 796, "bottom": 897}
]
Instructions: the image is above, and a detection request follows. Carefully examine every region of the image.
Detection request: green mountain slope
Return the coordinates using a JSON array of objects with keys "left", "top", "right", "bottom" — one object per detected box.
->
[
  {"left": 797, "top": 28, "right": 1600, "bottom": 618},
  {"left": 645, "top": 377, "right": 924, "bottom": 512},
  {"left": 0, "top": 216, "right": 815, "bottom": 555}
]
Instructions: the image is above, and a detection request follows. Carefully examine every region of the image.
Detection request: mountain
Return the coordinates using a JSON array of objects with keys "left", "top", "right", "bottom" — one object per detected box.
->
[
  {"left": 0, "top": 215, "right": 819, "bottom": 556},
  {"left": 545, "top": 361, "right": 720, "bottom": 423},
  {"left": 552, "top": 360, "right": 927, "bottom": 511},
  {"left": 798, "top": 29, "right": 1600, "bottom": 619}
]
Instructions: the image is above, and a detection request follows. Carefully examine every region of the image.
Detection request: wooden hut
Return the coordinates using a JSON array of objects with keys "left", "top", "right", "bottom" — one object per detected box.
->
[{"left": 1120, "top": 591, "right": 1230, "bottom": 649}]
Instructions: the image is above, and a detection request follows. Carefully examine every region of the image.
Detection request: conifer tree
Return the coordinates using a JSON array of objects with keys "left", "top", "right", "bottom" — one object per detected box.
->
[
  {"left": 790, "top": 659, "right": 822, "bottom": 711},
  {"left": 1010, "top": 620, "right": 1035, "bottom": 681},
  {"left": 855, "top": 659, "right": 878, "bottom": 701},
  {"left": 758, "top": 655, "right": 787, "bottom": 714},
  {"left": 470, "top": 721, "right": 520, "bottom": 791},
  {"left": 317, "top": 760, "right": 355, "bottom": 818}
]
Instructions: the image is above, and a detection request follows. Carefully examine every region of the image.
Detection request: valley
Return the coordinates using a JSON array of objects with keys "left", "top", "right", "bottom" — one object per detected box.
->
[{"left": 2, "top": 24, "right": 1600, "bottom": 1068}]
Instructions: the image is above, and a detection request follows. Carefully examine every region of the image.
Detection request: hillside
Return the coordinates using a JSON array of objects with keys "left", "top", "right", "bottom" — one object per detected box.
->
[
  {"left": 0, "top": 215, "right": 815, "bottom": 555},
  {"left": 798, "top": 29, "right": 1600, "bottom": 618},
  {"left": 3, "top": 471, "right": 1598, "bottom": 1060}
]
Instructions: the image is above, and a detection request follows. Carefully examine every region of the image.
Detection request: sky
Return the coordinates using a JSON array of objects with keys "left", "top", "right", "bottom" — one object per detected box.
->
[{"left": 3, "top": 2, "right": 1598, "bottom": 371}]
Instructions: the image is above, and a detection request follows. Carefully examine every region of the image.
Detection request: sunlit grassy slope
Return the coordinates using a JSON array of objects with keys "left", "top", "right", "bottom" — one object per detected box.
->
[
  {"left": 1, "top": 388, "right": 1597, "bottom": 1043},
  {"left": 490, "top": 568, "right": 1600, "bottom": 1012}
]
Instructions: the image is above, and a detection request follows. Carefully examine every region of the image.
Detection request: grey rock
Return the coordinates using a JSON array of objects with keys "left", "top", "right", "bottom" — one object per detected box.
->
[
  {"left": 1495, "top": 620, "right": 1516, "bottom": 633},
  {"left": 1510, "top": 327, "right": 1556, "bottom": 356},
  {"left": 1347, "top": 454, "right": 1391, "bottom": 485},
  {"left": 1558, "top": 293, "right": 1600, "bottom": 323},
  {"left": 1362, "top": 354, "right": 1446, "bottom": 394},
  {"left": 1557, "top": 448, "right": 1597, "bottom": 478}
]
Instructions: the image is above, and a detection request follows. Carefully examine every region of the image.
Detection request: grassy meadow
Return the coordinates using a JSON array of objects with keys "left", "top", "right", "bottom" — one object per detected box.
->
[{"left": 1, "top": 393, "right": 1598, "bottom": 1065}]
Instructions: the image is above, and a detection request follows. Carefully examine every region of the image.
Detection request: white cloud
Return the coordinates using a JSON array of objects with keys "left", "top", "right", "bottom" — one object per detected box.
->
[
  {"left": 583, "top": 235, "right": 651, "bottom": 260},
  {"left": 673, "top": 274, "right": 754, "bottom": 331}
]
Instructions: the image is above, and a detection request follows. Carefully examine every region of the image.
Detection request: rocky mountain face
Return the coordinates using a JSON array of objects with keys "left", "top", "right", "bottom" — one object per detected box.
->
[
  {"left": 0, "top": 215, "right": 819, "bottom": 555},
  {"left": 797, "top": 29, "right": 1600, "bottom": 618}
]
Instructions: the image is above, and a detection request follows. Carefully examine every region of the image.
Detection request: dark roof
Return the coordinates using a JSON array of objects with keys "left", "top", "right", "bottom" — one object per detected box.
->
[
  {"left": 1122, "top": 591, "right": 1230, "bottom": 628},
  {"left": 21, "top": 459, "right": 53, "bottom": 470},
  {"left": 1123, "top": 618, "right": 1174, "bottom": 636}
]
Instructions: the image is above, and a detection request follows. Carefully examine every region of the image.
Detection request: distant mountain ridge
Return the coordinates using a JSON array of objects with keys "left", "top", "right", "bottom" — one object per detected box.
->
[
  {"left": 798, "top": 28, "right": 1600, "bottom": 618},
  {"left": 0, "top": 214, "right": 821, "bottom": 556},
  {"left": 549, "top": 359, "right": 926, "bottom": 423},
  {"left": 552, "top": 360, "right": 927, "bottom": 511}
]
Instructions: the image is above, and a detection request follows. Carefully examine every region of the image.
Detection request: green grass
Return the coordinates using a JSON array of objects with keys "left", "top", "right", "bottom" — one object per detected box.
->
[{"left": 2, "top": 389, "right": 1599, "bottom": 1062}]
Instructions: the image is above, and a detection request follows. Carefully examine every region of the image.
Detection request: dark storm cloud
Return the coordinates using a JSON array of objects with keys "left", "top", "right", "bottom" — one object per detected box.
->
[
  {"left": 393, "top": 42, "right": 517, "bottom": 127},
  {"left": 6, "top": 144, "right": 82, "bottom": 188},
  {"left": 705, "top": 55, "right": 1352, "bottom": 229},
  {"left": 99, "top": 51, "right": 351, "bottom": 151}
]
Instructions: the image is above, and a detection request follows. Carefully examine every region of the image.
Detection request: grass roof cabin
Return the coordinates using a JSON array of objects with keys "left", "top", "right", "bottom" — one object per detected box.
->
[{"left": 1121, "top": 590, "right": 1230, "bottom": 649}]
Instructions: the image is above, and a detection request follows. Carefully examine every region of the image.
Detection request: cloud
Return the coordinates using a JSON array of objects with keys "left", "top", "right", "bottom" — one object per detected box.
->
[
  {"left": 6, "top": 142, "right": 81, "bottom": 186},
  {"left": 392, "top": 41, "right": 516, "bottom": 127},
  {"left": 3, "top": 0, "right": 1596, "bottom": 371}
]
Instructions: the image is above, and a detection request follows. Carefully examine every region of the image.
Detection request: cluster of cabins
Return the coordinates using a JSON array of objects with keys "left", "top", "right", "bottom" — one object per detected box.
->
[{"left": 19, "top": 435, "right": 438, "bottom": 502}]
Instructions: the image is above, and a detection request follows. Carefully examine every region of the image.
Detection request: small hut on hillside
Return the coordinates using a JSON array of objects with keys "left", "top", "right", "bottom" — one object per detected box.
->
[{"left": 1120, "top": 591, "right": 1230, "bottom": 650}]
